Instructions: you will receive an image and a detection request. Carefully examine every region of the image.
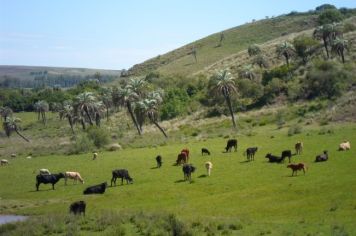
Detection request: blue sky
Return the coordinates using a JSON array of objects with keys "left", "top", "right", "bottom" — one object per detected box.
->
[{"left": 0, "top": 1, "right": 355, "bottom": 70}]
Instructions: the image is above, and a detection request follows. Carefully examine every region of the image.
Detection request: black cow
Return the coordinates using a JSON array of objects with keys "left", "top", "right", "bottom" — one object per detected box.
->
[
  {"left": 315, "top": 151, "right": 328, "bottom": 162},
  {"left": 265, "top": 153, "right": 285, "bottom": 163},
  {"left": 111, "top": 169, "right": 133, "bottom": 186},
  {"left": 156, "top": 155, "right": 162, "bottom": 168},
  {"left": 69, "top": 201, "right": 86, "bottom": 216},
  {"left": 281, "top": 150, "right": 293, "bottom": 163},
  {"left": 182, "top": 164, "right": 196, "bottom": 181},
  {"left": 36, "top": 173, "right": 64, "bottom": 191},
  {"left": 201, "top": 148, "right": 211, "bottom": 156},
  {"left": 225, "top": 139, "right": 238, "bottom": 152},
  {"left": 83, "top": 182, "right": 107, "bottom": 194},
  {"left": 245, "top": 147, "right": 258, "bottom": 161}
]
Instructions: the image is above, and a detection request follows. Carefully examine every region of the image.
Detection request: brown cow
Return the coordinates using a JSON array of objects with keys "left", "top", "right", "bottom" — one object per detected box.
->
[
  {"left": 287, "top": 163, "right": 307, "bottom": 176},
  {"left": 176, "top": 152, "right": 189, "bottom": 165}
]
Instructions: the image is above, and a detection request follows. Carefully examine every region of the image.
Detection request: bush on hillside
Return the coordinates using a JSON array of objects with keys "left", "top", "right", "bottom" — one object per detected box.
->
[
  {"left": 288, "top": 124, "right": 302, "bottom": 136},
  {"left": 70, "top": 134, "right": 93, "bottom": 154},
  {"left": 87, "top": 127, "right": 110, "bottom": 148},
  {"left": 318, "top": 9, "right": 344, "bottom": 25},
  {"left": 160, "top": 88, "right": 190, "bottom": 120},
  {"left": 303, "top": 60, "right": 353, "bottom": 99}
]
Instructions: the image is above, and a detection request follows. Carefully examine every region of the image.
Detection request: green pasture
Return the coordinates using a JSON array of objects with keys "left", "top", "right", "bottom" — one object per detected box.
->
[{"left": 0, "top": 123, "right": 355, "bottom": 235}]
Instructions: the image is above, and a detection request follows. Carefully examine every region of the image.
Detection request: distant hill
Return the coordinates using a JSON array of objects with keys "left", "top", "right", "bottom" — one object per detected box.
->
[
  {"left": 128, "top": 9, "right": 355, "bottom": 77},
  {"left": 0, "top": 65, "right": 122, "bottom": 88}
]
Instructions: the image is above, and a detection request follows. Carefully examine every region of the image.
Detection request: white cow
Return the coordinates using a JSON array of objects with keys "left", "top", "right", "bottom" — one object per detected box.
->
[
  {"left": 39, "top": 169, "right": 51, "bottom": 175},
  {"left": 65, "top": 171, "right": 84, "bottom": 185},
  {"left": 339, "top": 141, "right": 350, "bottom": 151},
  {"left": 1, "top": 159, "right": 9, "bottom": 166},
  {"left": 205, "top": 161, "right": 213, "bottom": 176}
]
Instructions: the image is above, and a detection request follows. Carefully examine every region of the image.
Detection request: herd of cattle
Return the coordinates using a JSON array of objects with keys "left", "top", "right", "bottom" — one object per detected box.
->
[{"left": 0, "top": 139, "right": 351, "bottom": 216}]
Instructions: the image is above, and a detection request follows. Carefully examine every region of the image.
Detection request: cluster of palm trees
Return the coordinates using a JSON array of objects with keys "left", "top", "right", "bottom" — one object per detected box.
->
[
  {"left": 0, "top": 106, "right": 29, "bottom": 142},
  {"left": 34, "top": 100, "right": 49, "bottom": 124},
  {"left": 55, "top": 78, "right": 167, "bottom": 137}
]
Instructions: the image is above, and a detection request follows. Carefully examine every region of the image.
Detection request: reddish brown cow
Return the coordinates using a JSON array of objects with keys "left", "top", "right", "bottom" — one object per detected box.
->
[
  {"left": 287, "top": 163, "right": 307, "bottom": 176},
  {"left": 176, "top": 152, "right": 189, "bottom": 165},
  {"left": 181, "top": 149, "right": 190, "bottom": 158}
]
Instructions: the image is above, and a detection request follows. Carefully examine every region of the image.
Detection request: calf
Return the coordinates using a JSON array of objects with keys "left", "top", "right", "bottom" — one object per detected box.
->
[
  {"left": 315, "top": 151, "right": 328, "bottom": 162},
  {"left": 83, "top": 182, "right": 107, "bottom": 194},
  {"left": 0, "top": 159, "right": 9, "bottom": 166},
  {"left": 205, "top": 161, "right": 213, "bottom": 176},
  {"left": 225, "top": 139, "right": 237, "bottom": 152},
  {"left": 339, "top": 141, "right": 350, "bottom": 151},
  {"left": 39, "top": 169, "right": 51, "bottom": 175},
  {"left": 265, "top": 153, "right": 285, "bottom": 163},
  {"left": 156, "top": 155, "right": 162, "bottom": 168},
  {"left": 287, "top": 163, "right": 307, "bottom": 176},
  {"left": 295, "top": 142, "right": 303, "bottom": 155},
  {"left": 111, "top": 169, "right": 133, "bottom": 186},
  {"left": 69, "top": 201, "right": 86, "bottom": 216},
  {"left": 65, "top": 171, "right": 84, "bottom": 185},
  {"left": 92, "top": 152, "right": 98, "bottom": 160},
  {"left": 245, "top": 147, "right": 258, "bottom": 161},
  {"left": 176, "top": 152, "right": 189, "bottom": 165},
  {"left": 281, "top": 150, "right": 293, "bottom": 163},
  {"left": 182, "top": 164, "right": 196, "bottom": 181},
  {"left": 36, "top": 173, "right": 64, "bottom": 191},
  {"left": 201, "top": 148, "right": 210, "bottom": 156}
]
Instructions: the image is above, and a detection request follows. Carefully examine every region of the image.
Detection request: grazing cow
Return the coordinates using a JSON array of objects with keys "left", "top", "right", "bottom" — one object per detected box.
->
[
  {"left": 65, "top": 171, "right": 84, "bottom": 185},
  {"left": 111, "top": 169, "right": 133, "bottom": 186},
  {"left": 181, "top": 148, "right": 190, "bottom": 158},
  {"left": 287, "top": 163, "right": 307, "bottom": 176},
  {"left": 83, "top": 182, "right": 107, "bottom": 194},
  {"left": 156, "top": 155, "right": 162, "bottom": 168},
  {"left": 92, "top": 152, "right": 98, "bottom": 160},
  {"left": 281, "top": 150, "right": 293, "bottom": 163},
  {"left": 39, "top": 169, "right": 51, "bottom": 175},
  {"left": 11, "top": 153, "right": 16, "bottom": 158},
  {"left": 265, "top": 153, "right": 285, "bottom": 163},
  {"left": 225, "top": 139, "right": 237, "bottom": 152},
  {"left": 36, "top": 173, "right": 64, "bottom": 191},
  {"left": 295, "top": 142, "right": 303, "bottom": 155},
  {"left": 245, "top": 147, "right": 258, "bottom": 161},
  {"left": 201, "top": 148, "right": 211, "bottom": 156},
  {"left": 205, "top": 161, "right": 213, "bottom": 176},
  {"left": 182, "top": 164, "right": 196, "bottom": 181},
  {"left": 69, "top": 201, "right": 86, "bottom": 216},
  {"left": 176, "top": 152, "right": 189, "bottom": 165},
  {"left": 1, "top": 159, "right": 9, "bottom": 166},
  {"left": 339, "top": 141, "right": 350, "bottom": 151},
  {"left": 315, "top": 151, "right": 328, "bottom": 162}
]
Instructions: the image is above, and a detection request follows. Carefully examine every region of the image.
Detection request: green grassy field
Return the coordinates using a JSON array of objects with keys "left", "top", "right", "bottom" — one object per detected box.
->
[{"left": 1, "top": 122, "right": 355, "bottom": 235}]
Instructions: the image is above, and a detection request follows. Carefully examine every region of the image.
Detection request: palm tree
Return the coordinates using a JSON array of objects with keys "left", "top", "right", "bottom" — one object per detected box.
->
[
  {"left": 93, "top": 101, "right": 105, "bottom": 127},
  {"left": 100, "top": 88, "right": 113, "bottom": 121},
  {"left": 119, "top": 86, "right": 141, "bottom": 135},
  {"left": 126, "top": 78, "right": 147, "bottom": 132},
  {"left": 34, "top": 100, "right": 49, "bottom": 124},
  {"left": 240, "top": 65, "right": 256, "bottom": 80},
  {"left": 75, "top": 92, "right": 97, "bottom": 126},
  {"left": 217, "top": 32, "right": 225, "bottom": 47},
  {"left": 3, "top": 116, "right": 30, "bottom": 142},
  {"left": 313, "top": 23, "right": 342, "bottom": 59},
  {"left": 189, "top": 46, "right": 197, "bottom": 63},
  {"left": 331, "top": 38, "right": 348, "bottom": 63},
  {"left": 94, "top": 72, "right": 101, "bottom": 83},
  {"left": 276, "top": 41, "right": 295, "bottom": 66},
  {"left": 137, "top": 91, "right": 168, "bottom": 138},
  {"left": 60, "top": 104, "right": 75, "bottom": 134},
  {"left": 211, "top": 70, "right": 238, "bottom": 129},
  {"left": 0, "top": 107, "right": 13, "bottom": 121}
]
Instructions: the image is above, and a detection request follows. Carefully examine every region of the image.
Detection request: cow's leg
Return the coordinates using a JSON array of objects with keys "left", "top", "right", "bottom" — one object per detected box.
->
[
  {"left": 121, "top": 177, "right": 124, "bottom": 185},
  {"left": 36, "top": 182, "right": 40, "bottom": 191},
  {"left": 52, "top": 184, "right": 55, "bottom": 190}
]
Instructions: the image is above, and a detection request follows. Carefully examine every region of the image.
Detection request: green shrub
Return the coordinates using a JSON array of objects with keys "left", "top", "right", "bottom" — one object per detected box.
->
[
  {"left": 275, "top": 110, "right": 286, "bottom": 129},
  {"left": 71, "top": 134, "right": 93, "bottom": 154},
  {"left": 288, "top": 124, "right": 303, "bottom": 136},
  {"left": 318, "top": 9, "right": 343, "bottom": 25},
  {"left": 87, "top": 127, "right": 110, "bottom": 148}
]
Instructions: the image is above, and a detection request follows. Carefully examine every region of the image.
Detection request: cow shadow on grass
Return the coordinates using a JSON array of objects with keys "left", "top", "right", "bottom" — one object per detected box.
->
[
  {"left": 29, "top": 189, "right": 53, "bottom": 192},
  {"left": 174, "top": 179, "right": 186, "bottom": 183},
  {"left": 150, "top": 166, "right": 159, "bottom": 169},
  {"left": 239, "top": 160, "right": 250, "bottom": 164},
  {"left": 198, "top": 174, "right": 207, "bottom": 178}
]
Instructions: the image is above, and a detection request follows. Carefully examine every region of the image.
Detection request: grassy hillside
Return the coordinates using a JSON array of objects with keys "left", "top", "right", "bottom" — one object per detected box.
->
[
  {"left": 0, "top": 122, "right": 355, "bottom": 235},
  {"left": 128, "top": 13, "right": 319, "bottom": 76}
]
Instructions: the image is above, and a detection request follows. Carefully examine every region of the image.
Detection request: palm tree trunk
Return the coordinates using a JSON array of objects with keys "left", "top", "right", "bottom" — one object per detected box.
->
[
  {"left": 84, "top": 107, "right": 93, "bottom": 126},
  {"left": 150, "top": 117, "right": 168, "bottom": 138},
  {"left": 323, "top": 37, "right": 329, "bottom": 59},
  {"left": 81, "top": 120, "right": 86, "bottom": 130},
  {"left": 67, "top": 116, "right": 75, "bottom": 134},
  {"left": 341, "top": 50, "right": 345, "bottom": 63},
  {"left": 106, "top": 107, "right": 109, "bottom": 122},
  {"left": 14, "top": 128, "right": 30, "bottom": 142},
  {"left": 225, "top": 95, "right": 237, "bottom": 129},
  {"left": 127, "top": 101, "right": 141, "bottom": 135}
]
